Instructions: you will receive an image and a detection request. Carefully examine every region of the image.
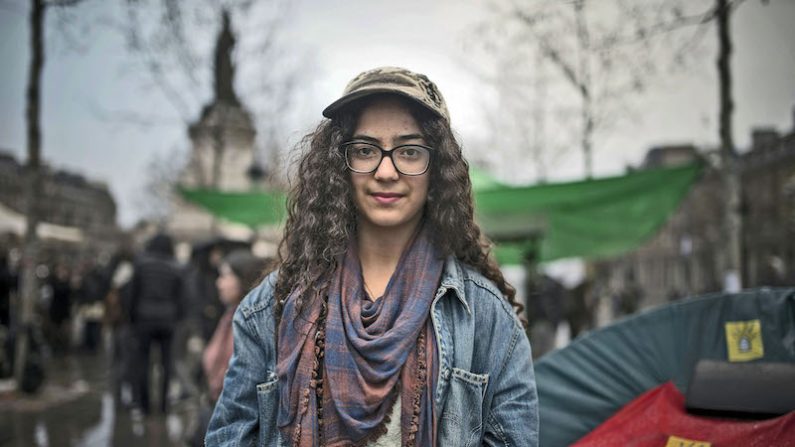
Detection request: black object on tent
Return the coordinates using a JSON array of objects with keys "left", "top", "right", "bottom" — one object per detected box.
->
[{"left": 534, "top": 287, "right": 795, "bottom": 447}]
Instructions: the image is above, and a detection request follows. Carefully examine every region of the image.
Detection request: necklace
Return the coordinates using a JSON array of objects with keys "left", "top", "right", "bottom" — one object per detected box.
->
[{"left": 363, "top": 282, "right": 378, "bottom": 301}]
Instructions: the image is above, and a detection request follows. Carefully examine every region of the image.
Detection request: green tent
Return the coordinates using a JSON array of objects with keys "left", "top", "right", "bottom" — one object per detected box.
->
[
  {"left": 535, "top": 288, "right": 795, "bottom": 446},
  {"left": 178, "top": 163, "right": 701, "bottom": 264}
]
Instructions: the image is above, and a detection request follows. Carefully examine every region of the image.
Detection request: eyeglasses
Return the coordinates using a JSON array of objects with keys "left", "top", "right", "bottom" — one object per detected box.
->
[{"left": 340, "top": 140, "right": 433, "bottom": 176}]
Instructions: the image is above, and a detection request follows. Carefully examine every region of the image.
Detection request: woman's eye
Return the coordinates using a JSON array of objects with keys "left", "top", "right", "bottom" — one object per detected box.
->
[
  {"left": 355, "top": 146, "right": 376, "bottom": 157},
  {"left": 398, "top": 147, "right": 420, "bottom": 158}
]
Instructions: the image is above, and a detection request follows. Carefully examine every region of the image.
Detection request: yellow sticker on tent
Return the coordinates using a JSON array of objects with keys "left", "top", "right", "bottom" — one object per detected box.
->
[
  {"left": 725, "top": 319, "right": 764, "bottom": 362},
  {"left": 665, "top": 436, "right": 711, "bottom": 447}
]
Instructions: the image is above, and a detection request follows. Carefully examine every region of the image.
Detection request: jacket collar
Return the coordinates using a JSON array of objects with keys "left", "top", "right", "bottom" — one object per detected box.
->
[{"left": 437, "top": 256, "right": 471, "bottom": 315}]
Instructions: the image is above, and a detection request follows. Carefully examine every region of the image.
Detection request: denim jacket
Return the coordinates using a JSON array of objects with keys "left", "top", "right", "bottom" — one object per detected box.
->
[{"left": 206, "top": 257, "right": 539, "bottom": 446}]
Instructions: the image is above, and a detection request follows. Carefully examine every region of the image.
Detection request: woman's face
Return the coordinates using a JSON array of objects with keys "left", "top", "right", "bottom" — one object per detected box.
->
[
  {"left": 349, "top": 97, "right": 430, "bottom": 234},
  {"left": 216, "top": 263, "right": 242, "bottom": 306}
]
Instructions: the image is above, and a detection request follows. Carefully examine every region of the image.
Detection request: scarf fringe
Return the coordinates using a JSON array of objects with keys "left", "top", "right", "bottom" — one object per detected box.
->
[
  {"left": 290, "top": 301, "right": 328, "bottom": 446},
  {"left": 314, "top": 302, "right": 327, "bottom": 445},
  {"left": 349, "top": 392, "right": 398, "bottom": 447},
  {"left": 406, "top": 330, "right": 426, "bottom": 447}
]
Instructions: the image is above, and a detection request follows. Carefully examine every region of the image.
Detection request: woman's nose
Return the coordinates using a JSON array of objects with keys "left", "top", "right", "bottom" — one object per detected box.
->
[{"left": 373, "top": 153, "right": 399, "bottom": 180}]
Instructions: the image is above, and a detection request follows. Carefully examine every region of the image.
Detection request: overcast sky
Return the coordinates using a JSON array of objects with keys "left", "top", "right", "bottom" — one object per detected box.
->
[{"left": 1, "top": 0, "right": 794, "bottom": 228}]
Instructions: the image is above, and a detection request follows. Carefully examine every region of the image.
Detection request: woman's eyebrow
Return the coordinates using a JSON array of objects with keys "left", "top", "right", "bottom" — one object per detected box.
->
[
  {"left": 395, "top": 133, "right": 425, "bottom": 142},
  {"left": 351, "top": 134, "right": 381, "bottom": 143}
]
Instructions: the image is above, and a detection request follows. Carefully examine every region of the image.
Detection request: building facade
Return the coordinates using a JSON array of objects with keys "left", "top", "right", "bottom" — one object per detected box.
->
[
  {"left": 593, "top": 111, "right": 795, "bottom": 309},
  {"left": 0, "top": 150, "right": 120, "bottom": 260}
]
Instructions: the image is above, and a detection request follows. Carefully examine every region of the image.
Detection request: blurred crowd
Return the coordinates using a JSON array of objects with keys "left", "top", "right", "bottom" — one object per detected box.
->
[
  {"left": 0, "top": 233, "right": 656, "bottom": 393},
  {"left": 0, "top": 233, "right": 270, "bottom": 445},
  {"left": 523, "top": 270, "right": 645, "bottom": 359},
  {"left": 0, "top": 228, "right": 679, "bottom": 440}
]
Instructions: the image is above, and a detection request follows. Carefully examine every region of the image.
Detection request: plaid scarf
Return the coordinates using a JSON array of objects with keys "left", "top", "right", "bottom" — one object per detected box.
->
[{"left": 277, "top": 226, "right": 443, "bottom": 446}]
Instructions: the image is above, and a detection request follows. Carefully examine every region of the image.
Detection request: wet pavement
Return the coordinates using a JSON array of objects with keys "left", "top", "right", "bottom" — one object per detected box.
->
[{"left": 0, "top": 348, "right": 203, "bottom": 447}]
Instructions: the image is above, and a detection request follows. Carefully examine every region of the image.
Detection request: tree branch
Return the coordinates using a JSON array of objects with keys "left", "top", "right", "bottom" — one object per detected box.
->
[
  {"left": 87, "top": 101, "right": 183, "bottom": 129},
  {"left": 514, "top": 9, "right": 588, "bottom": 96},
  {"left": 122, "top": 3, "right": 192, "bottom": 121},
  {"left": 590, "top": 0, "right": 750, "bottom": 50}
]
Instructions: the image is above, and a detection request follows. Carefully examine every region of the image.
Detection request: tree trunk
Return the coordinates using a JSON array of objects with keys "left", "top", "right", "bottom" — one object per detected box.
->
[
  {"left": 15, "top": 0, "right": 46, "bottom": 386},
  {"left": 532, "top": 51, "right": 547, "bottom": 182},
  {"left": 716, "top": 0, "right": 743, "bottom": 291},
  {"left": 574, "top": 0, "right": 593, "bottom": 178}
]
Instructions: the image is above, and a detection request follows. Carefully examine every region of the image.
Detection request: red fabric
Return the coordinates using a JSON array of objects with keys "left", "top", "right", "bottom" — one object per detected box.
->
[
  {"left": 202, "top": 308, "right": 235, "bottom": 402},
  {"left": 573, "top": 382, "right": 795, "bottom": 447}
]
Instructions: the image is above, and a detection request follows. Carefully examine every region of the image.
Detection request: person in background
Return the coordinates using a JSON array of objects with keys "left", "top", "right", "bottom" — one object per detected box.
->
[
  {"left": 47, "top": 264, "right": 72, "bottom": 356},
  {"left": 0, "top": 252, "right": 15, "bottom": 329},
  {"left": 203, "top": 250, "right": 268, "bottom": 402},
  {"left": 526, "top": 273, "right": 567, "bottom": 358},
  {"left": 189, "top": 250, "right": 268, "bottom": 447},
  {"left": 129, "top": 233, "right": 184, "bottom": 415},
  {"left": 616, "top": 268, "right": 642, "bottom": 316},
  {"left": 184, "top": 241, "right": 226, "bottom": 343},
  {"left": 0, "top": 251, "right": 17, "bottom": 379},
  {"left": 105, "top": 248, "right": 135, "bottom": 406},
  {"left": 76, "top": 261, "right": 110, "bottom": 353}
]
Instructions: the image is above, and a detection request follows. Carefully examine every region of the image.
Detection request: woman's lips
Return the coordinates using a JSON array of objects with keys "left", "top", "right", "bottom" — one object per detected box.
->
[{"left": 370, "top": 192, "right": 403, "bottom": 204}]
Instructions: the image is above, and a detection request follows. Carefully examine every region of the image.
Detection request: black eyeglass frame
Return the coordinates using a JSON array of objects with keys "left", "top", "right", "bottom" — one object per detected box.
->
[{"left": 339, "top": 140, "right": 435, "bottom": 176}]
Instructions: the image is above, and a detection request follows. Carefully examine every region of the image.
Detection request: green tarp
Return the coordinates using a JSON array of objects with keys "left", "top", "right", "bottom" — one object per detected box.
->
[
  {"left": 178, "top": 163, "right": 701, "bottom": 264},
  {"left": 479, "top": 163, "right": 702, "bottom": 263},
  {"left": 178, "top": 187, "right": 286, "bottom": 227},
  {"left": 534, "top": 288, "right": 795, "bottom": 447},
  {"left": 176, "top": 167, "right": 502, "bottom": 228},
  {"left": 469, "top": 166, "right": 505, "bottom": 191}
]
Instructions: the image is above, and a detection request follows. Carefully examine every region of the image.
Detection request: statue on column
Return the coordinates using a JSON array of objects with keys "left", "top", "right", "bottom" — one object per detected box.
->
[{"left": 214, "top": 10, "right": 239, "bottom": 105}]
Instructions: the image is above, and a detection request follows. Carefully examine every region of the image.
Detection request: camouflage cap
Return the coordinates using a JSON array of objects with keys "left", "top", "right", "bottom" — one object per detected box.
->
[{"left": 322, "top": 66, "right": 450, "bottom": 122}]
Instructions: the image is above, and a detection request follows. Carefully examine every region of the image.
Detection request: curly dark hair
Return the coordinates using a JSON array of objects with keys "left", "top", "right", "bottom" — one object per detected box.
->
[{"left": 273, "top": 95, "right": 523, "bottom": 325}]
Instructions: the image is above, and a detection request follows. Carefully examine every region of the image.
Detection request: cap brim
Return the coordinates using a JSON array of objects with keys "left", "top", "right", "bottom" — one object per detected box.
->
[{"left": 322, "top": 87, "right": 442, "bottom": 120}]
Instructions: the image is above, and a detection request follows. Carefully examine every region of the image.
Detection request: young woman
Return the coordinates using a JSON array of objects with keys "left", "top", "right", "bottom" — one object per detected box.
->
[
  {"left": 206, "top": 67, "right": 538, "bottom": 446},
  {"left": 191, "top": 250, "right": 268, "bottom": 447},
  {"left": 204, "top": 249, "right": 269, "bottom": 402}
]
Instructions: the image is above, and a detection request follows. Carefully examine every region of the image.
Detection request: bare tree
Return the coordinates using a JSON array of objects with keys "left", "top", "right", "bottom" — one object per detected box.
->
[
  {"left": 715, "top": 0, "right": 743, "bottom": 291},
  {"left": 135, "top": 146, "right": 187, "bottom": 222},
  {"left": 16, "top": 0, "right": 89, "bottom": 389},
  {"left": 480, "top": 0, "right": 758, "bottom": 290},
  {"left": 474, "top": 0, "right": 671, "bottom": 179},
  {"left": 478, "top": 0, "right": 768, "bottom": 291},
  {"left": 607, "top": 0, "right": 755, "bottom": 289},
  {"left": 714, "top": 0, "right": 748, "bottom": 291},
  {"left": 469, "top": 54, "right": 572, "bottom": 184}
]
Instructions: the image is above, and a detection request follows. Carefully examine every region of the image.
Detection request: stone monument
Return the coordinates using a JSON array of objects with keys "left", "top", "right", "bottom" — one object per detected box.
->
[{"left": 169, "top": 11, "right": 262, "bottom": 241}]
